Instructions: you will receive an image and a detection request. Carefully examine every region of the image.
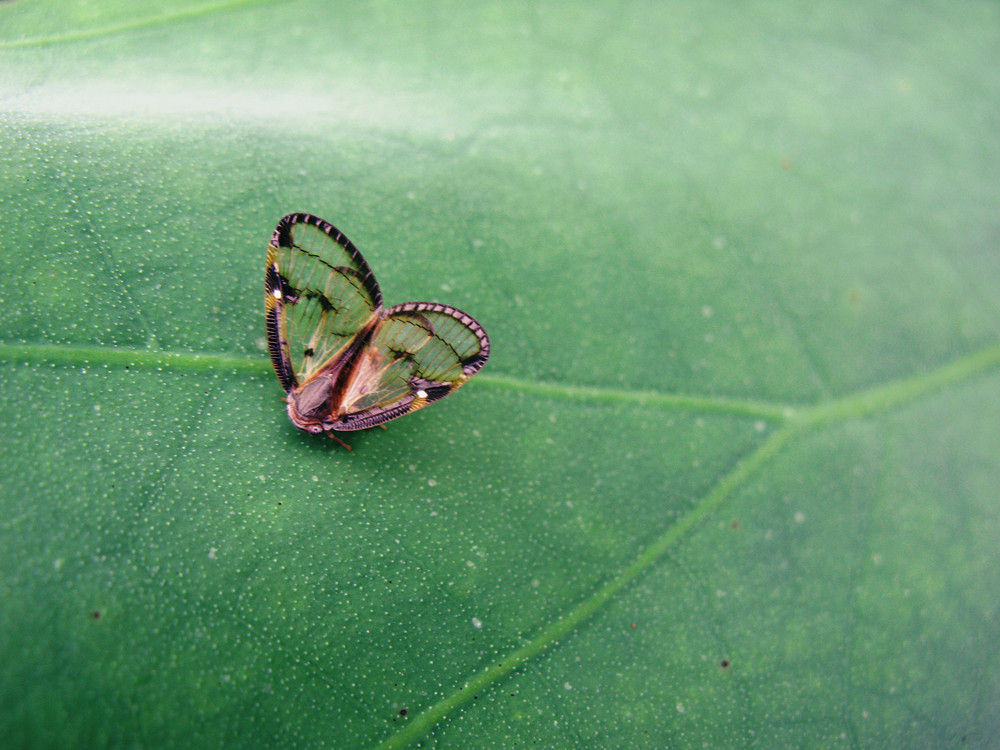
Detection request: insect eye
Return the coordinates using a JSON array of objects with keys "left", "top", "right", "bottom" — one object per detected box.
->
[{"left": 310, "top": 425, "right": 323, "bottom": 434}]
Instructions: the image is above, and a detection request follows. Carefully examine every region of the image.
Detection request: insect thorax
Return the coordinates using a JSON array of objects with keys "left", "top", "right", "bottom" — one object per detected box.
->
[{"left": 287, "top": 376, "right": 334, "bottom": 432}]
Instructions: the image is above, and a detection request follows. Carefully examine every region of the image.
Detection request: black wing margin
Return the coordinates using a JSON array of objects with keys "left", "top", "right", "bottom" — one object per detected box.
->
[{"left": 265, "top": 213, "right": 383, "bottom": 392}]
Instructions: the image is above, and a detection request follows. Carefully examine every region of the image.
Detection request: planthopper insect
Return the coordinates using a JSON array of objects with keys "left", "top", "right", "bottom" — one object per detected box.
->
[{"left": 265, "top": 213, "right": 490, "bottom": 445}]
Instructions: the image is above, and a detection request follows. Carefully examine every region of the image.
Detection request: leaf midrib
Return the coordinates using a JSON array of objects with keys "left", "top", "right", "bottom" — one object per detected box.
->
[{"left": 0, "top": 341, "right": 792, "bottom": 419}]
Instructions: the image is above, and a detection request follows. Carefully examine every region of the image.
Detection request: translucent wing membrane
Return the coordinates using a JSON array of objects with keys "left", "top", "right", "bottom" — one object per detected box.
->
[
  {"left": 265, "top": 213, "right": 382, "bottom": 391},
  {"left": 379, "top": 302, "right": 490, "bottom": 381},
  {"left": 265, "top": 213, "right": 490, "bottom": 436},
  {"left": 330, "top": 302, "right": 491, "bottom": 431}
]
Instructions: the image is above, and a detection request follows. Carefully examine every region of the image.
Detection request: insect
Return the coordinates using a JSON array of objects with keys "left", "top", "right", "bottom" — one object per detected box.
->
[{"left": 265, "top": 213, "right": 490, "bottom": 444}]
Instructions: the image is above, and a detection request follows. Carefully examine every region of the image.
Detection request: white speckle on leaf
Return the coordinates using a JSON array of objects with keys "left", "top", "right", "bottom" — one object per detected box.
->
[
  {"left": 794, "top": 511, "right": 806, "bottom": 524},
  {"left": 676, "top": 702, "right": 685, "bottom": 714},
  {"left": 471, "top": 617, "right": 483, "bottom": 629}
]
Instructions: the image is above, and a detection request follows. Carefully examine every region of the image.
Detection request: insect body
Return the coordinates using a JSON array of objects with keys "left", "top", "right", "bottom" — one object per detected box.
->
[{"left": 265, "top": 213, "right": 490, "bottom": 439}]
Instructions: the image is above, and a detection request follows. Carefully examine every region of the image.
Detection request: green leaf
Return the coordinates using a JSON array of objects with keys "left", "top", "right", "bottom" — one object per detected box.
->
[{"left": 2, "top": 1, "right": 999, "bottom": 748}]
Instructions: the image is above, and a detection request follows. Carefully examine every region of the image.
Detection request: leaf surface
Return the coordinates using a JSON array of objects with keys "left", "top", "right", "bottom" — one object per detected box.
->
[{"left": 2, "top": 1, "right": 999, "bottom": 748}]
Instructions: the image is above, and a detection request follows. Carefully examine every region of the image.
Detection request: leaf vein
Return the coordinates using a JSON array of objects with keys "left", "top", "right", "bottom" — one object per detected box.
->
[
  {"left": 0, "top": 0, "right": 284, "bottom": 49},
  {"left": 0, "top": 341, "right": 793, "bottom": 419}
]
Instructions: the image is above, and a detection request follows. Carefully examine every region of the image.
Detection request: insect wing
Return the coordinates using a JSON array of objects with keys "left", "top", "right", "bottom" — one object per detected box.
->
[
  {"left": 265, "top": 213, "right": 382, "bottom": 391},
  {"left": 330, "top": 301, "right": 491, "bottom": 431}
]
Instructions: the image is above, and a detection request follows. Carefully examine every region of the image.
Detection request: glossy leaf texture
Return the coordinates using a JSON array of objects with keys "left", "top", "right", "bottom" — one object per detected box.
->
[{"left": 2, "top": 1, "right": 999, "bottom": 748}]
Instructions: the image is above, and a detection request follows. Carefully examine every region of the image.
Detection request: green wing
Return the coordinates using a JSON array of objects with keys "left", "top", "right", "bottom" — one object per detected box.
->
[
  {"left": 330, "top": 301, "right": 491, "bottom": 431},
  {"left": 265, "top": 213, "right": 382, "bottom": 391}
]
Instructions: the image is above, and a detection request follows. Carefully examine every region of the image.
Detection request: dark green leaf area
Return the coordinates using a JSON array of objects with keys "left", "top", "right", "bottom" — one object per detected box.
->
[
  {"left": 431, "top": 377, "right": 1000, "bottom": 749},
  {"left": 0, "top": 362, "right": 767, "bottom": 747}
]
